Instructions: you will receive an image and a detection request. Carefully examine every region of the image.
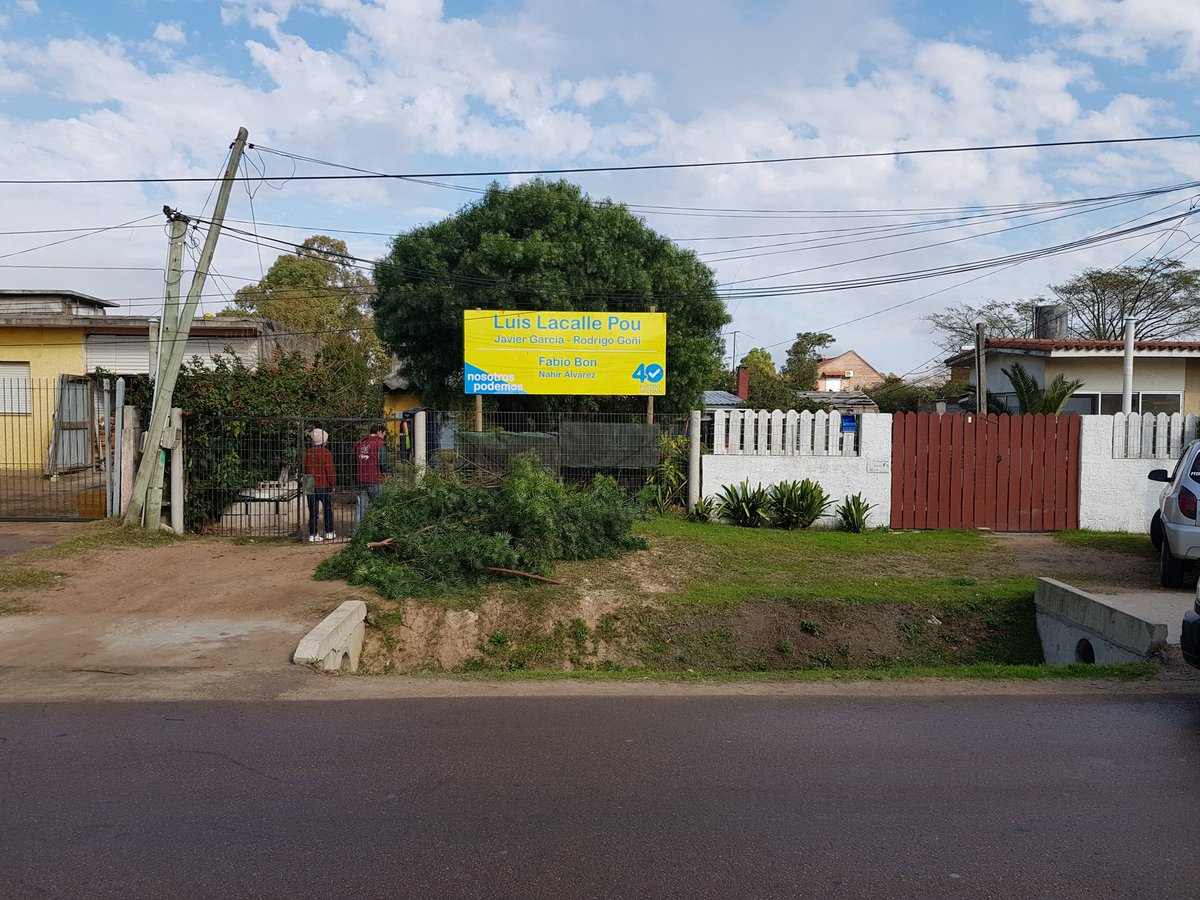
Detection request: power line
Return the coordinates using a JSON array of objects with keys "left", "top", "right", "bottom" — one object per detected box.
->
[{"left": 2, "top": 132, "right": 1198, "bottom": 185}]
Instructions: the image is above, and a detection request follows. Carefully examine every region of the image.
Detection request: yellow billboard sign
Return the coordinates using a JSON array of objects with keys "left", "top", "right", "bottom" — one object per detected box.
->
[{"left": 463, "top": 309, "right": 666, "bottom": 396}]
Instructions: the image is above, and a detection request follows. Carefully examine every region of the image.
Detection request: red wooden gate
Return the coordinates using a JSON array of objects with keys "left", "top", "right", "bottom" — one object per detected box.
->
[{"left": 890, "top": 412, "right": 1080, "bottom": 531}]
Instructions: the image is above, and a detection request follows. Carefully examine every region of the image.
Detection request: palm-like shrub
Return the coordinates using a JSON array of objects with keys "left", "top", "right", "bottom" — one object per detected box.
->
[
  {"left": 835, "top": 493, "right": 876, "bottom": 533},
  {"left": 717, "top": 480, "right": 770, "bottom": 528},
  {"left": 768, "top": 478, "right": 832, "bottom": 529},
  {"left": 1002, "top": 360, "right": 1084, "bottom": 414}
]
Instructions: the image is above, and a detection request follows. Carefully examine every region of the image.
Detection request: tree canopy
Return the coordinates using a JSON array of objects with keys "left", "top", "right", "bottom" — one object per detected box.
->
[
  {"left": 780, "top": 331, "right": 834, "bottom": 389},
  {"left": 924, "top": 258, "right": 1200, "bottom": 351},
  {"left": 373, "top": 179, "right": 730, "bottom": 412},
  {"left": 224, "top": 235, "right": 389, "bottom": 400},
  {"left": 738, "top": 348, "right": 799, "bottom": 410}
]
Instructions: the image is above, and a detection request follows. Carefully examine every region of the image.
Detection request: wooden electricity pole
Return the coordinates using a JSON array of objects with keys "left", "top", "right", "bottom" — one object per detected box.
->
[{"left": 126, "top": 127, "right": 249, "bottom": 527}]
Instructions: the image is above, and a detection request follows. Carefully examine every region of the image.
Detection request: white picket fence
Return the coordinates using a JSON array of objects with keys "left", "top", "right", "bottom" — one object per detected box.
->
[
  {"left": 711, "top": 408, "right": 859, "bottom": 457},
  {"left": 1112, "top": 411, "right": 1198, "bottom": 459}
]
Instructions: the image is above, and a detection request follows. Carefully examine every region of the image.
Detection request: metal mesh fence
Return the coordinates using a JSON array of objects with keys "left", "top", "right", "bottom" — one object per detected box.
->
[
  {"left": 184, "top": 415, "right": 417, "bottom": 542},
  {"left": 435, "top": 409, "right": 689, "bottom": 490},
  {"left": 0, "top": 376, "right": 112, "bottom": 520},
  {"left": 184, "top": 410, "right": 690, "bottom": 538}
]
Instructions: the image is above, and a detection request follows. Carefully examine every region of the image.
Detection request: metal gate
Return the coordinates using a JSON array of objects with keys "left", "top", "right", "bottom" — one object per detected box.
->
[
  {"left": 890, "top": 412, "right": 1080, "bottom": 531},
  {"left": 0, "top": 376, "right": 110, "bottom": 521}
]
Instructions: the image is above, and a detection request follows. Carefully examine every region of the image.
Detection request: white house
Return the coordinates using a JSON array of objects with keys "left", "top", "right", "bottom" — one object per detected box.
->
[{"left": 945, "top": 337, "right": 1200, "bottom": 415}]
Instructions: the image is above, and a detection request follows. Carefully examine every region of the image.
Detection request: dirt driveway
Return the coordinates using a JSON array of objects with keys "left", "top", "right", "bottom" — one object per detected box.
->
[{"left": 0, "top": 525, "right": 369, "bottom": 694}]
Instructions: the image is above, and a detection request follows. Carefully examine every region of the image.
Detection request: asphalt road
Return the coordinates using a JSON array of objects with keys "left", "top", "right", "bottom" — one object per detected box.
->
[{"left": 2, "top": 694, "right": 1199, "bottom": 900}]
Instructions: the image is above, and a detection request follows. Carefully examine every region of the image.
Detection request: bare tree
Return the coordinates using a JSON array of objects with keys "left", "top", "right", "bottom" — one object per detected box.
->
[{"left": 923, "top": 257, "right": 1200, "bottom": 350}]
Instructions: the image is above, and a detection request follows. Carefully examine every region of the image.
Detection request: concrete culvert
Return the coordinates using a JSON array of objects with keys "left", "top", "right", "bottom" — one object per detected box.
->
[{"left": 1075, "top": 638, "right": 1096, "bottom": 664}]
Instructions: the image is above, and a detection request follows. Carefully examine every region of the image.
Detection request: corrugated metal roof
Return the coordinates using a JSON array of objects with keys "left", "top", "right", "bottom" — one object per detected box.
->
[{"left": 703, "top": 390, "right": 743, "bottom": 407}]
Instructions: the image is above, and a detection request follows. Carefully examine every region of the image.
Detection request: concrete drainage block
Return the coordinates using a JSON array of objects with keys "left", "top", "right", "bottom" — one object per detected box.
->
[
  {"left": 1035, "top": 578, "right": 1167, "bottom": 665},
  {"left": 293, "top": 599, "right": 367, "bottom": 673}
]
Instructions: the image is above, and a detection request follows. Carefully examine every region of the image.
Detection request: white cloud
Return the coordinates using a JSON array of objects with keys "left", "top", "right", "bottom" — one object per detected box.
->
[
  {"left": 153, "top": 22, "right": 186, "bottom": 45},
  {"left": 15, "top": 0, "right": 38, "bottom": 15},
  {"left": 1024, "top": 0, "right": 1200, "bottom": 72}
]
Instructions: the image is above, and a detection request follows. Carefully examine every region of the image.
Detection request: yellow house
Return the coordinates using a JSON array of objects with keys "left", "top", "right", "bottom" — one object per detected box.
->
[
  {"left": 0, "top": 290, "right": 102, "bottom": 470},
  {"left": 1, "top": 289, "right": 278, "bottom": 472}
]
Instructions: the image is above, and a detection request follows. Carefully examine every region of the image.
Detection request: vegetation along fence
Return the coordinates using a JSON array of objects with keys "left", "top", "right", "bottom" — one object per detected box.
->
[{"left": 185, "top": 410, "right": 691, "bottom": 539}]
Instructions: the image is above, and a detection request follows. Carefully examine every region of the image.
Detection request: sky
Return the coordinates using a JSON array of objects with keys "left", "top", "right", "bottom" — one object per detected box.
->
[{"left": 3, "top": 0, "right": 1200, "bottom": 384}]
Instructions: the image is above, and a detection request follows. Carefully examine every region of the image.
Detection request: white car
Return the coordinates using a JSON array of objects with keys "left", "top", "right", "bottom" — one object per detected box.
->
[{"left": 1148, "top": 439, "right": 1200, "bottom": 588}]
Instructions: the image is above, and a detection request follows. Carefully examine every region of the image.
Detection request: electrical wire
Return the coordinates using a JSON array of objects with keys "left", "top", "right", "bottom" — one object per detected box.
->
[{"left": 2, "top": 132, "right": 1198, "bottom": 185}]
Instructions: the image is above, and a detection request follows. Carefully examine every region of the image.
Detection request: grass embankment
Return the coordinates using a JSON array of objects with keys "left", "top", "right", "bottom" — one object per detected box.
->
[
  {"left": 0, "top": 521, "right": 179, "bottom": 614},
  {"left": 362, "top": 519, "right": 1158, "bottom": 680}
]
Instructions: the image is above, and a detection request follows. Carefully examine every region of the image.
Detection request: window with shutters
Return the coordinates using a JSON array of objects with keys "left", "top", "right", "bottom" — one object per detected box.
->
[{"left": 0, "top": 361, "right": 32, "bottom": 414}]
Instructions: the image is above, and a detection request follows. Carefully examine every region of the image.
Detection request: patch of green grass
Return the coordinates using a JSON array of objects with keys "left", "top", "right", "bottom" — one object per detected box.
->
[
  {"left": 0, "top": 594, "right": 37, "bottom": 615},
  {"left": 0, "top": 562, "right": 65, "bottom": 595},
  {"left": 635, "top": 518, "right": 1022, "bottom": 608},
  {"left": 1053, "top": 530, "right": 1156, "bottom": 560},
  {"left": 23, "top": 519, "right": 180, "bottom": 562}
]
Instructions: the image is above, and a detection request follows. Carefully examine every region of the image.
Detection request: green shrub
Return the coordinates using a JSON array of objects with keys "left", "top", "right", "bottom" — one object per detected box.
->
[
  {"left": 688, "top": 495, "right": 718, "bottom": 524},
  {"left": 835, "top": 493, "right": 876, "bottom": 533},
  {"left": 716, "top": 480, "right": 770, "bottom": 528},
  {"left": 768, "top": 478, "right": 832, "bottom": 529},
  {"left": 316, "top": 454, "right": 645, "bottom": 597}
]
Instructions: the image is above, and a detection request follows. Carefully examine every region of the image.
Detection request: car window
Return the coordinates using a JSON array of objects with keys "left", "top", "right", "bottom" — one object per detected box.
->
[
  {"left": 1187, "top": 446, "right": 1200, "bottom": 480},
  {"left": 1171, "top": 445, "right": 1195, "bottom": 483}
]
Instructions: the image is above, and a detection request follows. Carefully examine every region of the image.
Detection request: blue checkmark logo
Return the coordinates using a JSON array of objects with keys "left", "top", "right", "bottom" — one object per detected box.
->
[{"left": 645, "top": 364, "right": 664, "bottom": 383}]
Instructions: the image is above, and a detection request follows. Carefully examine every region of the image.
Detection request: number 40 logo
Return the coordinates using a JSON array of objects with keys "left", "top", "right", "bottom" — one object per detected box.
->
[{"left": 632, "top": 363, "right": 665, "bottom": 383}]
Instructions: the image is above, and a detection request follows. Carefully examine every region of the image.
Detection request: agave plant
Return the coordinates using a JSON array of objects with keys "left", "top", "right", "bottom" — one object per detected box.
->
[
  {"left": 768, "top": 478, "right": 832, "bottom": 529},
  {"left": 835, "top": 493, "right": 876, "bottom": 533},
  {"left": 717, "top": 480, "right": 770, "bottom": 528}
]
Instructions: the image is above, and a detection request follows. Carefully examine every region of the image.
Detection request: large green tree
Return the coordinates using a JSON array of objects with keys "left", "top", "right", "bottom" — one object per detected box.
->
[
  {"left": 924, "top": 258, "right": 1200, "bottom": 351},
  {"left": 224, "top": 235, "right": 389, "bottom": 404},
  {"left": 739, "top": 348, "right": 802, "bottom": 411},
  {"left": 373, "top": 180, "right": 730, "bottom": 412},
  {"left": 780, "top": 331, "right": 834, "bottom": 389}
]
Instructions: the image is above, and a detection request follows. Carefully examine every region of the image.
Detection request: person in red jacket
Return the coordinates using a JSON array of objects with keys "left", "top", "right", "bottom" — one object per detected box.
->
[
  {"left": 304, "top": 427, "right": 337, "bottom": 542},
  {"left": 354, "top": 424, "right": 392, "bottom": 532}
]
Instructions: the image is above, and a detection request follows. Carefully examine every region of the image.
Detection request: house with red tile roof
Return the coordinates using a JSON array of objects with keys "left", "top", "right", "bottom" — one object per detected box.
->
[
  {"left": 814, "top": 350, "right": 884, "bottom": 392},
  {"left": 944, "top": 337, "right": 1200, "bottom": 415}
]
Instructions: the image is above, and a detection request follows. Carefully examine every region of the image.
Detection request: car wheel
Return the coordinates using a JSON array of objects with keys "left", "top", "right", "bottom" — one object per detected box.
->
[
  {"left": 1160, "top": 540, "right": 1189, "bottom": 589},
  {"left": 1150, "top": 511, "right": 1164, "bottom": 551}
]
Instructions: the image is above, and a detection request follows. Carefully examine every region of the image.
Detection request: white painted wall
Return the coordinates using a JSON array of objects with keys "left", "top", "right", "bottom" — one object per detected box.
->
[
  {"left": 1047, "top": 357, "right": 1185, "bottom": 393},
  {"left": 703, "top": 413, "right": 893, "bottom": 528},
  {"left": 703, "top": 412, "right": 1168, "bottom": 533},
  {"left": 1077, "top": 415, "right": 1163, "bottom": 533}
]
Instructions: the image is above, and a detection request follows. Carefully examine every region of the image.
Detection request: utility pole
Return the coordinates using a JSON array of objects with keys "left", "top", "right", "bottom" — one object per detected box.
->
[
  {"left": 974, "top": 321, "right": 987, "bottom": 415},
  {"left": 126, "top": 127, "right": 249, "bottom": 528},
  {"left": 145, "top": 207, "right": 190, "bottom": 528}
]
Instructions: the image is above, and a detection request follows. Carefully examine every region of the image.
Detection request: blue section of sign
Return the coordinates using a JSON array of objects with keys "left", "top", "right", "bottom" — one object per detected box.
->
[
  {"left": 644, "top": 364, "right": 664, "bottom": 383},
  {"left": 463, "top": 362, "right": 528, "bottom": 395}
]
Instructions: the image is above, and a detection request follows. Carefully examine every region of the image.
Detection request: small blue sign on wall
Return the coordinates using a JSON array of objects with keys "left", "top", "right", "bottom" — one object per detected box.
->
[{"left": 840, "top": 415, "right": 859, "bottom": 434}]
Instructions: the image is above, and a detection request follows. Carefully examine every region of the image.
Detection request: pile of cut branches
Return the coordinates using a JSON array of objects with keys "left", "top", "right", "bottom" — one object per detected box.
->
[{"left": 315, "top": 454, "right": 646, "bottom": 598}]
